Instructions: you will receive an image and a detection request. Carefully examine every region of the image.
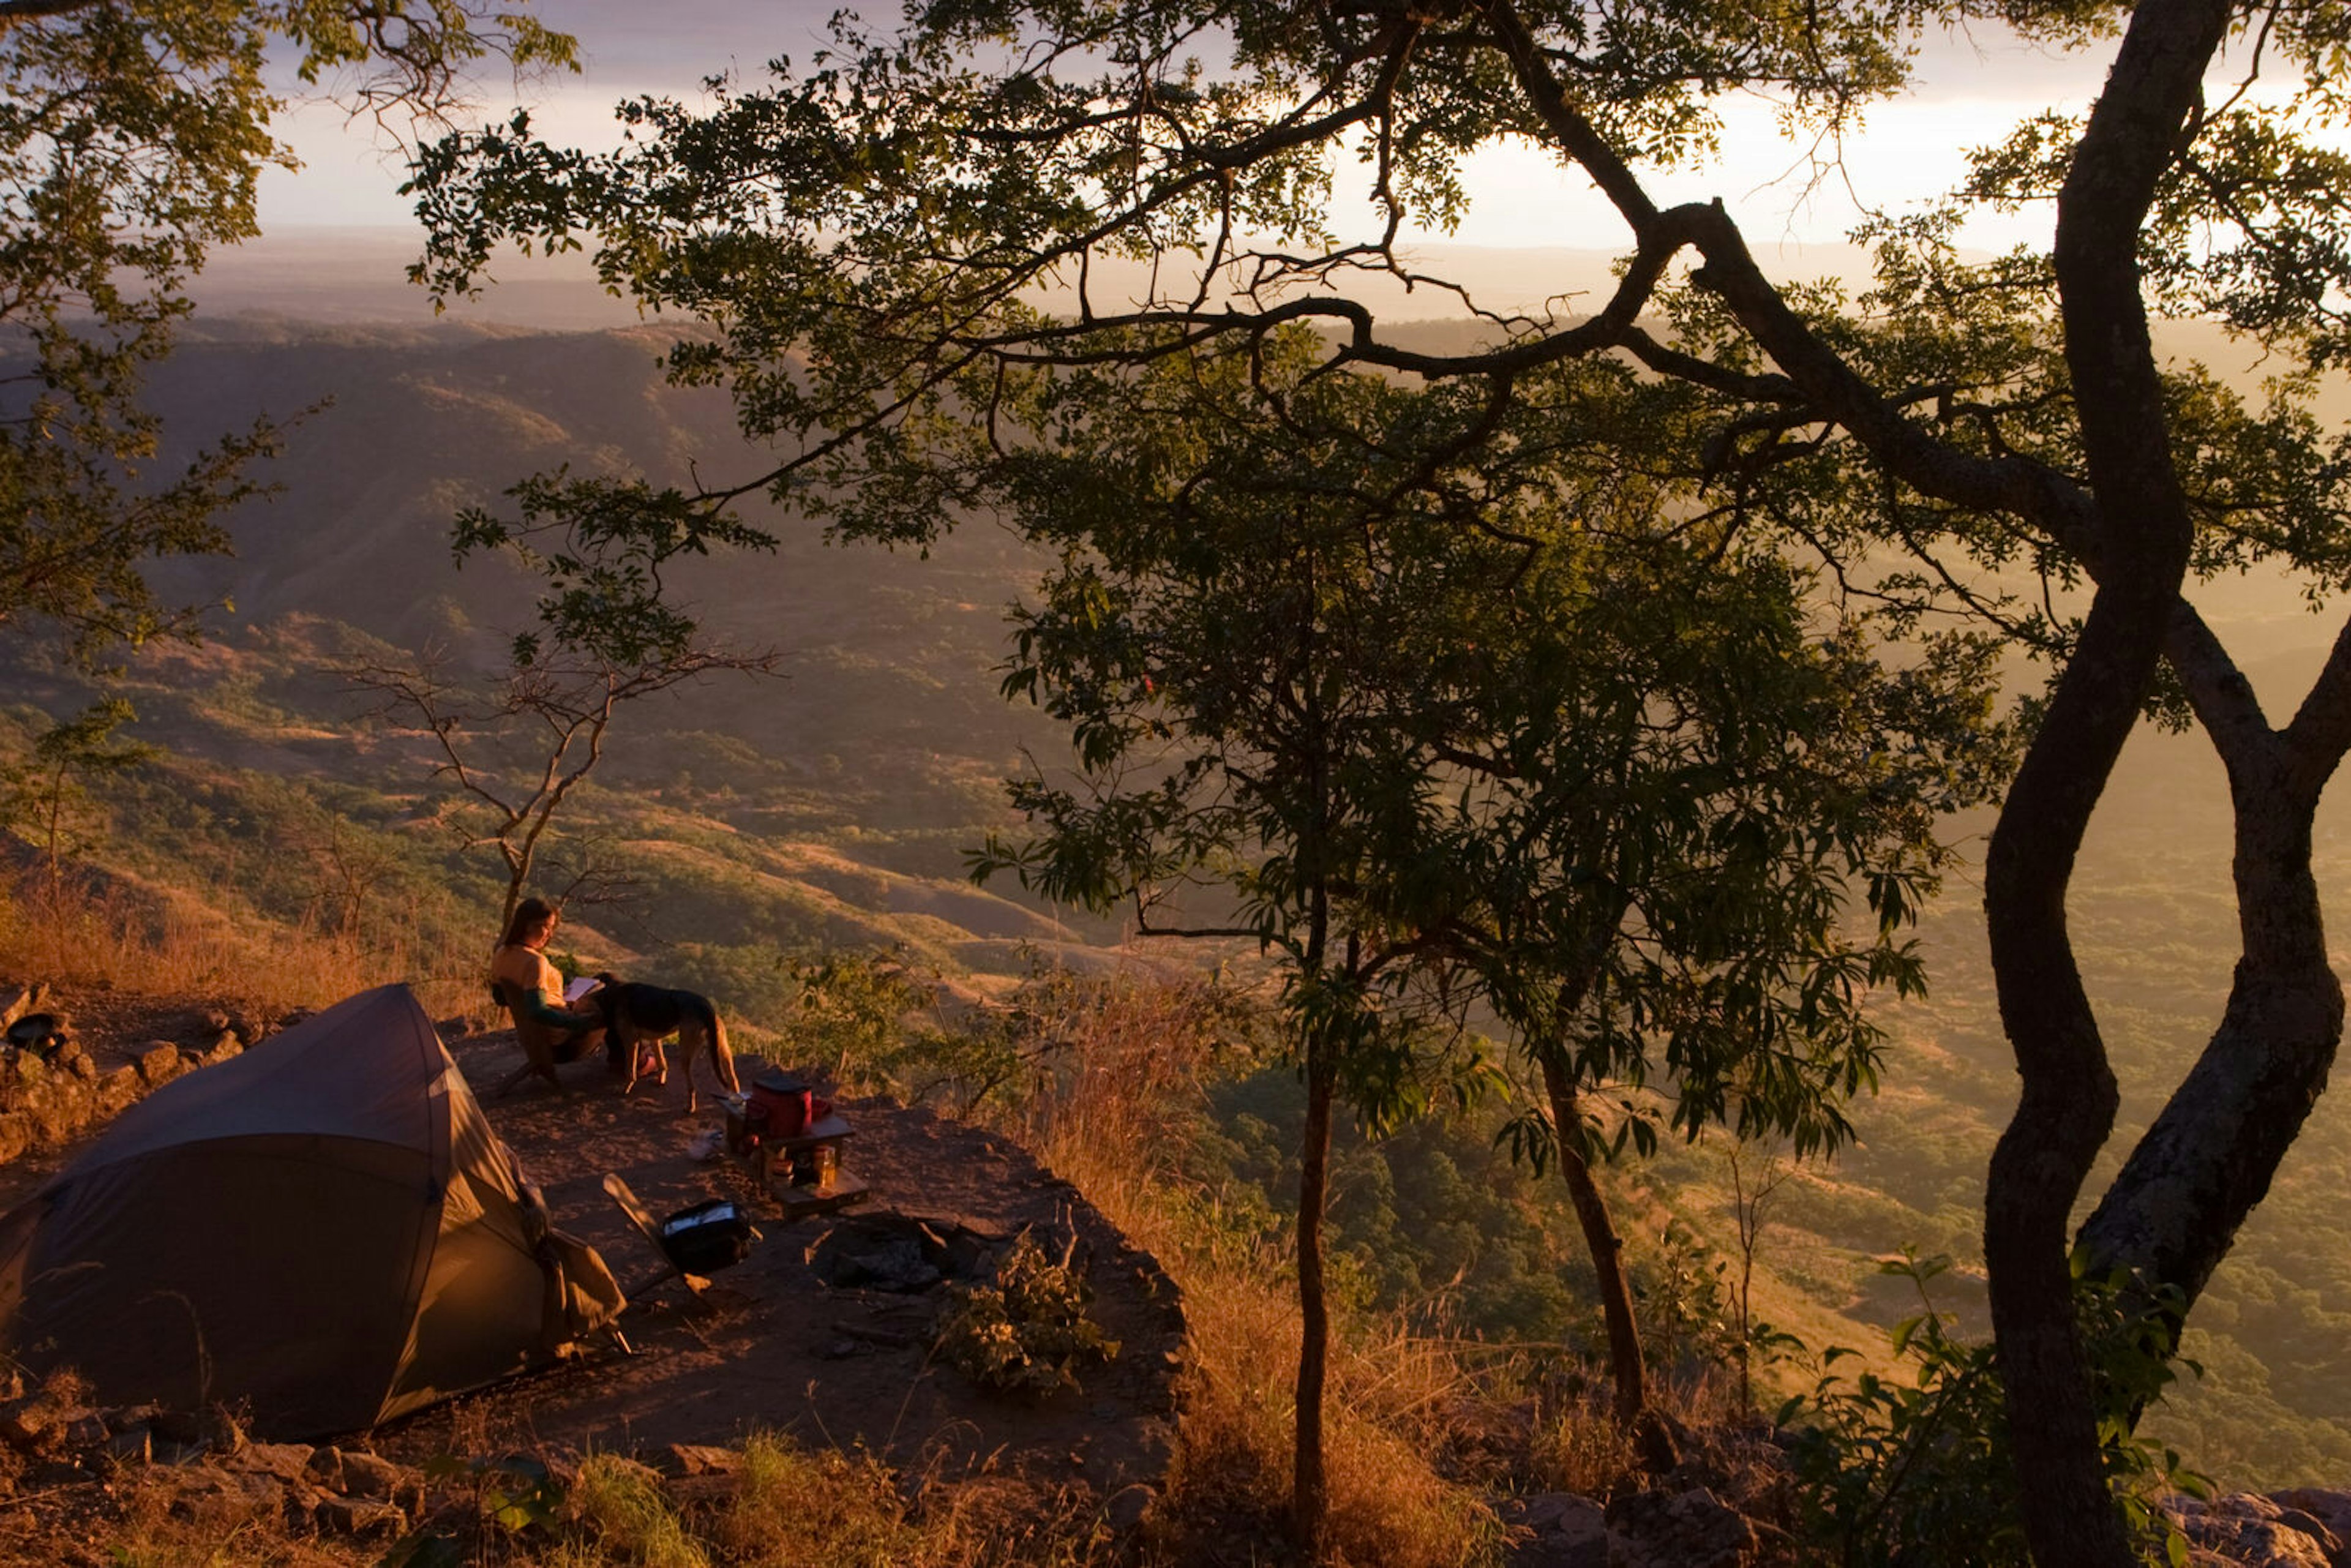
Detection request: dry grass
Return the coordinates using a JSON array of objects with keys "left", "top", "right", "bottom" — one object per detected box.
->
[
  {"left": 1009, "top": 967, "right": 1505, "bottom": 1568},
  {"left": 553, "top": 1455, "right": 710, "bottom": 1568},
  {"left": 715, "top": 1431, "right": 926, "bottom": 1567},
  {"left": 0, "top": 874, "right": 483, "bottom": 1022},
  {"left": 96, "top": 1474, "right": 355, "bottom": 1568}
]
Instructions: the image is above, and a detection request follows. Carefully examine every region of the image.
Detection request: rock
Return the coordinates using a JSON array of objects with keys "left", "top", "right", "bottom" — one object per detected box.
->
[
  {"left": 337, "top": 1449, "right": 413, "bottom": 1502},
  {"left": 232, "top": 1442, "right": 315, "bottom": 1485},
  {"left": 305, "top": 1446, "right": 345, "bottom": 1492},
  {"left": 0, "top": 1399, "right": 58, "bottom": 1452},
  {"left": 1500, "top": 1492, "right": 1610, "bottom": 1568},
  {"left": 135, "top": 1043, "right": 181, "bottom": 1087},
  {"left": 95, "top": 1067, "right": 139, "bottom": 1115},
  {"left": 2172, "top": 1493, "right": 2338, "bottom": 1568},
  {"left": 61, "top": 1409, "right": 107, "bottom": 1448},
  {"left": 1102, "top": 1483, "right": 1155, "bottom": 1534},
  {"left": 2273, "top": 1490, "right": 2351, "bottom": 1559},
  {"left": 163, "top": 1464, "right": 278, "bottom": 1525},
  {"left": 63, "top": 1051, "right": 94, "bottom": 1081},
  {"left": 1604, "top": 1487, "right": 1757, "bottom": 1568},
  {"left": 0, "top": 983, "right": 45, "bottom": 1030},
  {"left": 313, "top": 1494, "right": 408, "bottom": 1537},
  {"left": 662, "top": 1443, "right": 739, "bottom": 1477}
]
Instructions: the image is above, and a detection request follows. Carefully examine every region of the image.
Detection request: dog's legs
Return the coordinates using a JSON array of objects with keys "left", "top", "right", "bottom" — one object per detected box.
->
[{"left": 618, "top": 1021, "right": 644, "bottom": 1097}]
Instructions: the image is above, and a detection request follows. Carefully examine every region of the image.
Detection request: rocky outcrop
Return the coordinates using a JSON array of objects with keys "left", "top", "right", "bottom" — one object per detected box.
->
[
  {"left": 0, "top": 988, "right": 258, "bottom": 1168},
  {"left": 0, "top": 1377, "right": 428, "bottom": 1541},
  {"left": 2171, "top": 1491, "right": 2351, "bottom": 1568}
]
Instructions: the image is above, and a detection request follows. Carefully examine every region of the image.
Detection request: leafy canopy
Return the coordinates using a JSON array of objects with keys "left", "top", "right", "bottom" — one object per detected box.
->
[
  {"left": 0, "top": 0, "right": 573, "bottom": 665},
  {"left": 972, "top": 329, "right": 2012, "bottom": 1152}
]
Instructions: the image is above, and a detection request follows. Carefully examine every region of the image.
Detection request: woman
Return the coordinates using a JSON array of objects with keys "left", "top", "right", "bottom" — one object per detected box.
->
[{"left": 489, "top": 897, "right": 606, "bottom": 1095}]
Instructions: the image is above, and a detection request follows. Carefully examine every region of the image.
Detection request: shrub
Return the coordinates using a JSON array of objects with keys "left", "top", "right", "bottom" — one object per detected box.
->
[
  {"left": 1782, "top": 1248, "right": 2204, "bottom": 1568},
  {"left": 933, "top": 1229, "right": 1120, "bottom": 1397}
]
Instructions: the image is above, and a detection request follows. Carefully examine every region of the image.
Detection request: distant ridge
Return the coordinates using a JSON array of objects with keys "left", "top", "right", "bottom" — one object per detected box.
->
[{"left": 188, "top": 225, "right": 1895, "bottom": 331}]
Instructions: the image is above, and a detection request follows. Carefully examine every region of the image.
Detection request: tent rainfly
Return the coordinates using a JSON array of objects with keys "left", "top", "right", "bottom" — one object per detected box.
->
[{"left": 0, "top": 985, "right": 623, "bottom": 1438}]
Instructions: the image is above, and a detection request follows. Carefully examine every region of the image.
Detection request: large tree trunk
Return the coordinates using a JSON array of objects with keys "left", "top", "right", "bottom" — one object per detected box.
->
[
  {"left": 1982, "top": 1, "right": 2229, "bottom": 1560},
  {"left": 1294, "top": 1038, "right": 1336, "bottom": 1561},
  {"left": 2080, "top": 700, "right": 2344, "bottom": 1316}
]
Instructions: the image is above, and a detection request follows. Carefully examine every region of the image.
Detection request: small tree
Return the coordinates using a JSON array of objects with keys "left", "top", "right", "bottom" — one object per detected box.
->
[
  {"left": 974, "top": 334, "right": 2006, "bottom": 1544},
  {"left": 349, "top": 640, "right": 779, "bottom": 931},
  {"left": 1, "top": 698, "right": 154, "bottom": 906}
]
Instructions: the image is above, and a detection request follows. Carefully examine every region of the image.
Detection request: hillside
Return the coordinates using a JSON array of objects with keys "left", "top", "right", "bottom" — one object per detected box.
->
[{"left": 10, "top": 318, "right": 2351, "bottom": 1493}]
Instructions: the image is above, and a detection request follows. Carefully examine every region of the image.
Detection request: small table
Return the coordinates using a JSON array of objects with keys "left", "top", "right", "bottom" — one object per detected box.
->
[{"left": 734, "top": 1109, "right": 869, "bottom": 1218}]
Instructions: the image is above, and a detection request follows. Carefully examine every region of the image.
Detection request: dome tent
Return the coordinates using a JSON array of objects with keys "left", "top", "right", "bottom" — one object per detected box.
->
[{"left": 0, "top": 985, "right": 623, "bottom": 1438}]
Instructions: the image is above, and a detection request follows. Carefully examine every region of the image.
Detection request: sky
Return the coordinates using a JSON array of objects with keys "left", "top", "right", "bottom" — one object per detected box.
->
[{"left": 258, "top": 0, "right": 2129, "bottom": 258}]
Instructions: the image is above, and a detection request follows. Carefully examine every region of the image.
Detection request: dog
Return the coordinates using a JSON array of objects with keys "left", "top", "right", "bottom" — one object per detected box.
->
[{"left": 588, "top": 975, "right": 741, "bottom": 1112}]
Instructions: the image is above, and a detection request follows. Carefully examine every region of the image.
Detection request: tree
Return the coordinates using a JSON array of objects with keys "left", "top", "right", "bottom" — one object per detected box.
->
[
  {"left": 0, "top": 692, "right": 150, "bottom": 903},
  {"left": 347, "top": 640, "right": 781, "bottom": 931},
  {"left": 970, "top": 332, "right": 2004, "bottom": 1543},
  {"left": 410, "top": 2, "right": 2351, "bottom": 1558},
  {"left": 0, "top": 0, "right": 572, "bottom": 667},
  {"left": 350, "top": 468, "right": 786, "bottom": 929}
]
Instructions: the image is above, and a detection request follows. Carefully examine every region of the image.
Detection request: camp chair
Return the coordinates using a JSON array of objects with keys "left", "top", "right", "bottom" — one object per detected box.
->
[
  {"left": 602, "top": 1172, "right": 745, "bottom": 1303},
  {"left": 490, "top": 979, "right": 603, "bottom": 1098}
]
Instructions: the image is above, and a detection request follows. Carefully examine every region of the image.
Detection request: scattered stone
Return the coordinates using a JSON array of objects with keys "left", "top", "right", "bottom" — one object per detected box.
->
[
  {"left": 1104, "top": 1483, "right": 1155, "bottom": 1534},
  {"left": 63, "top": 1051, "right": 94, "bottom": 1081},
  {"left": 313, "top": 1493, "right": 407, "bottom": 1537},
  {"left": 0, "top": 1399, "right": 58, "bottom": 1452},
  {"left": 336, "top": 1448, "right": 413, "bottom": 1502},
  {"left": 135, "top": 1043, "right": 181, "bottom": 1086},
  {"left": 305, "top": 1446, "right": 345, "bottom": 1492},
  {"left": 95, "top": 1067, "right": 139, "bottom": 1116},
  {"left": 0, "top": 983, "right": 46, "bottom": 1030},
  {"left": 662, "top": 1443, "right": 739, "bottom": 1477},
  {"left": 1604, "top": 1486, "right": 1757, "bottom": 1568},
  {"left": 233, "top": 1442, "right": 316, "bottom": 1485},
  {"left": 60, "top": 1409, "right": 107, "bottom": 1448},
  {"left": 1500, "top": 1492, "right": 1610, "bottom": 1568}
]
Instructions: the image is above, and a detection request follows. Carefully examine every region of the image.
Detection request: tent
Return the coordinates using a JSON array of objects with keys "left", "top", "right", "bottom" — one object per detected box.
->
[{"left": 0, "top": 984, "right": 624, "bottom": 1438}]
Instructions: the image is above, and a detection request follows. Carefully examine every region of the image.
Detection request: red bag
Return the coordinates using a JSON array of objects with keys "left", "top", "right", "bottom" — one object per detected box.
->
[{"left": 744, "top": 1071, "right": 831, "bottom": 1142}]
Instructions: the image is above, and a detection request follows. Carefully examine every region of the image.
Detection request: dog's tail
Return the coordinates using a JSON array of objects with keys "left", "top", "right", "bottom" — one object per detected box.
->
[{"left": 704, "top": 1002, "right": 741, "bottom": 1095}]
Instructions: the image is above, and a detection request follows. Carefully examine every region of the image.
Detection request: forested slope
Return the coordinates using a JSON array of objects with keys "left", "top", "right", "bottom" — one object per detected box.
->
[{"left": 14, "top": 318, "right": 2349, "bottom": 1486}]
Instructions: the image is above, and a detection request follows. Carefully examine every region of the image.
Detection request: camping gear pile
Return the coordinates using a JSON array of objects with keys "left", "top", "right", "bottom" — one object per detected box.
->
[{"left": 0, "top": 985, "right": 625, "bottom": 1439}]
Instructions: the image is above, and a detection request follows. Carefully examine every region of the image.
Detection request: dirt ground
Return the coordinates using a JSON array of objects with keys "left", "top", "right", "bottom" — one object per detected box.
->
[{"left": 0, "top": 997, "right": 1187, "bottom": 1525}]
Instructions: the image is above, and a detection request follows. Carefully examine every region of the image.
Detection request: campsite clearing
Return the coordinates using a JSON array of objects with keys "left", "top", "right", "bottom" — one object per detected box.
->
[{"left": 0, "top": 999, "right": 1185, "bottom": 1559}]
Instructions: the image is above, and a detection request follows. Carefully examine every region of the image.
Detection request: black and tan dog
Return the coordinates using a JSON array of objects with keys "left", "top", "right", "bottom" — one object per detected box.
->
[{"left": 588, "top": 974, "right": 741, "bottom": 1112}]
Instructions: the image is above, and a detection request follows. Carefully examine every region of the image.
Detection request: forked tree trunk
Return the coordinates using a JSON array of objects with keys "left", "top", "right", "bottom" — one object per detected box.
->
[
  {"left": 1294, "top": 1040, "right": 1337, "bottom": 1561},
  {"left": 2080, "top": 699, "right": 2345, "bottom": 1321},
  {"left": 1982, "top": 1, "right": 2228, "bottom": 1559}
]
